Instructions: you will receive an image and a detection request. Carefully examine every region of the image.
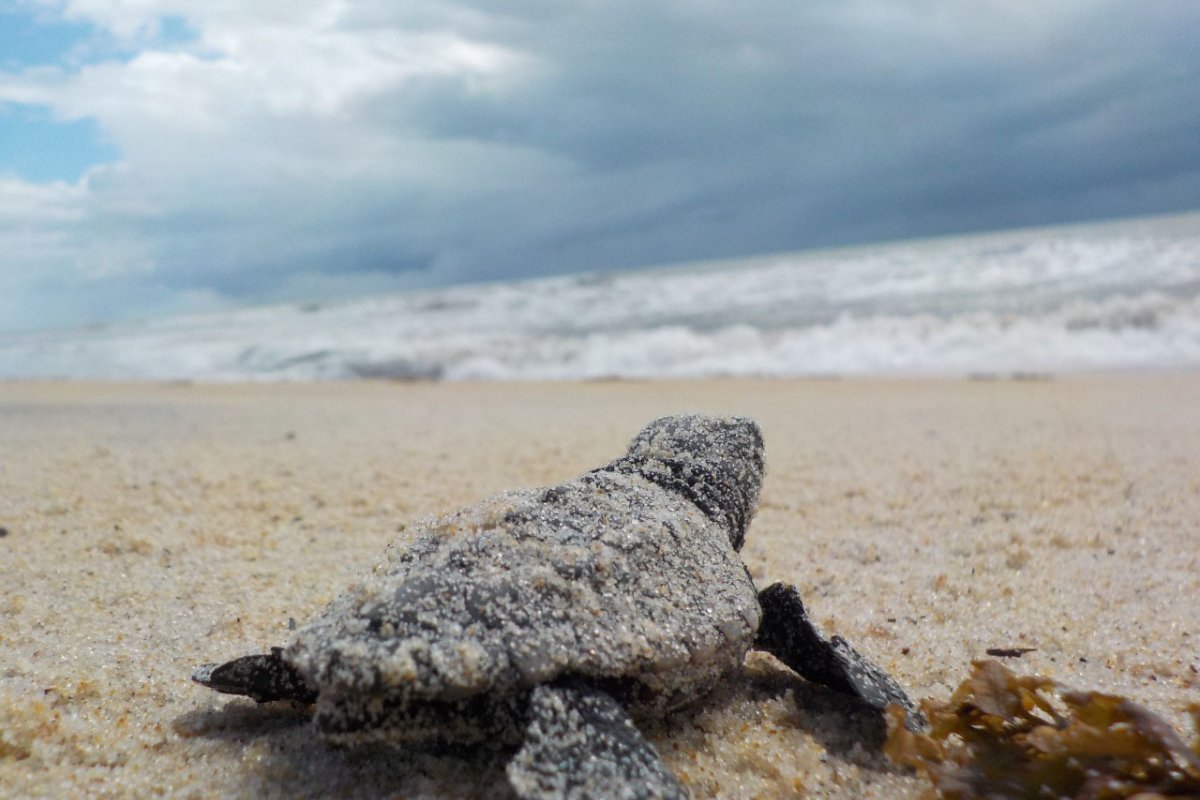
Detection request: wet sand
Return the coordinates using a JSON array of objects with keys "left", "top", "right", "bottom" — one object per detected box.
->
[{"left": 2, "top": 377, "right": 1198, "bottom": 798}]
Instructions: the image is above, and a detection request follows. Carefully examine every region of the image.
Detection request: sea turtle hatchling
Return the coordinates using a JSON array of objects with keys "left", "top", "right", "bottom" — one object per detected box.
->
[{"left": 194, "top": 415, "right": 918, "bottom": 798}]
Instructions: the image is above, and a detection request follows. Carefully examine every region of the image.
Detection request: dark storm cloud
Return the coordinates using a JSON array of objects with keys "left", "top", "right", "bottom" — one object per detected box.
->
[
  {"left": 361, "top": 0, "right": 1200, "bottom": 278},
  {"left": 2, "top": 0, "right": 1199, "bottom": 330}
]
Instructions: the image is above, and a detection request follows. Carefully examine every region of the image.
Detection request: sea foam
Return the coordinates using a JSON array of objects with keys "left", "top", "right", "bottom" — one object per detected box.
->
[{"left": 2, "top": 212, "right": 1198, "bottom": 380}]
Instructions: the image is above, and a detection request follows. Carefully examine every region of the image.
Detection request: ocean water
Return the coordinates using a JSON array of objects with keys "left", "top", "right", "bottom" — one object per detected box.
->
[{"left": 3, "top": 211, "right": 1199, "bottom": 381}]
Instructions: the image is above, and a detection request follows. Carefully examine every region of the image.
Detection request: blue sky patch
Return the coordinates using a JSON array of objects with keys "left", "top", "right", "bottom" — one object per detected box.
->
[
  {"left": 0, "top": 104, "right": 119, "bottom": 182},
  {"left": 0, "top": 6, "right": 96, "bottom": 68},
  {"left": 155, "top": 15, "right": 198, "bottom": 49},
  {"left": 0, "top": 7, "right": 199, "bottom": 70}
]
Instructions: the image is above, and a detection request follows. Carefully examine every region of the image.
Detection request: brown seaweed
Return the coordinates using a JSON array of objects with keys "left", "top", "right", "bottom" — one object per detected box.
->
[{"left": 884, "top": 659, "right": 1200, "bottom": 799}]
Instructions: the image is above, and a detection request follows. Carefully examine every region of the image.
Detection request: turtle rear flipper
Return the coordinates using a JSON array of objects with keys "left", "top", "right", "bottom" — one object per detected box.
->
[
  {"left": 508, "top": 680, "right": 688, "bottom": 800},
  {"left": 755, "top": 582, "right": 924, "bottom": 729},
  {"left": 192, "top": 647, "right": 317, "bottom": 704}
]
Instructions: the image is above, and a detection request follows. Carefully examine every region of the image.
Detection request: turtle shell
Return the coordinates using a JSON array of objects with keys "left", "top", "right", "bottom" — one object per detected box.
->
[{"left": 285, "top": 467, "right": 761, "bottom": 744}]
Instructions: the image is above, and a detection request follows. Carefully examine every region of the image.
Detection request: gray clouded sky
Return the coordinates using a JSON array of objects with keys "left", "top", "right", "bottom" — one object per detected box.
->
[{"left": 2, "top": 0, "right": 1199, "bottom": 332}]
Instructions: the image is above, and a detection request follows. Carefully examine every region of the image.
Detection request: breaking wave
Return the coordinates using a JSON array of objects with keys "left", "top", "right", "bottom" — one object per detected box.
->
[{"left": 3, "top": 212, "right": 1199, "bottom": 380}]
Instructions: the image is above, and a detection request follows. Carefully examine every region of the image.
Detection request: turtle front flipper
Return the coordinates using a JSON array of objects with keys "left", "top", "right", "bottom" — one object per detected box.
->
[
  {"left": 507, "top": 680, "right": 688, "bottom": 800},
  {"left": 192, "top": 647, "right": 317, "bottom": 704},
  {"left": 754, "top": 583, "right": 923, "bottom": 728}
]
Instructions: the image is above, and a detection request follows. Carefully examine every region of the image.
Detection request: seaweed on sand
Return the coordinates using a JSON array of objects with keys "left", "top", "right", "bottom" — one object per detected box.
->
[{"left": 884, "top": 659, "right": 1200, "bottom": 799}]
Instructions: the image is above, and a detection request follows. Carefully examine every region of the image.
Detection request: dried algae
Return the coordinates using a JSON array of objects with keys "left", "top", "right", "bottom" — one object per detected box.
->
[{"left": 886, "top": 659, "right": 1200, "bottom": 799}]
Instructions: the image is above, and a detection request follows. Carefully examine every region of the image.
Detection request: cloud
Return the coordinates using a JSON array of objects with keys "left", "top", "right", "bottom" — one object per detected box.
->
[{"left": 1, "top": 0, "right": 1199, "bottom": 331}]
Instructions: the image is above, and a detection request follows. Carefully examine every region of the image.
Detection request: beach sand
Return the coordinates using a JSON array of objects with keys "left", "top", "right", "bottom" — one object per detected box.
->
[{"left": 2, "top": 377, "right": 1198, "bottom": 798}]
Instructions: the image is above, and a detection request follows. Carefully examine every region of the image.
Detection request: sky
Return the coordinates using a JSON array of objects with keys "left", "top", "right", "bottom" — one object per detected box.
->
[{"left": 1, "top": 1, "right": 1199, "bottom": 333}]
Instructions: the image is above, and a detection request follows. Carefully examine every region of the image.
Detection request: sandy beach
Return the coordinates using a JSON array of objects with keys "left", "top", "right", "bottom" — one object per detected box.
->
[{"left": 2, "top": 376, "right": 1197, "bottom": 799}]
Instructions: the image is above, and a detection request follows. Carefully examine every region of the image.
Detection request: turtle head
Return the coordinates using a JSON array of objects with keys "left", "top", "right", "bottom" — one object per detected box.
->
[{"left": 611, "top": 415, "right": 765, "bottom": 551}]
